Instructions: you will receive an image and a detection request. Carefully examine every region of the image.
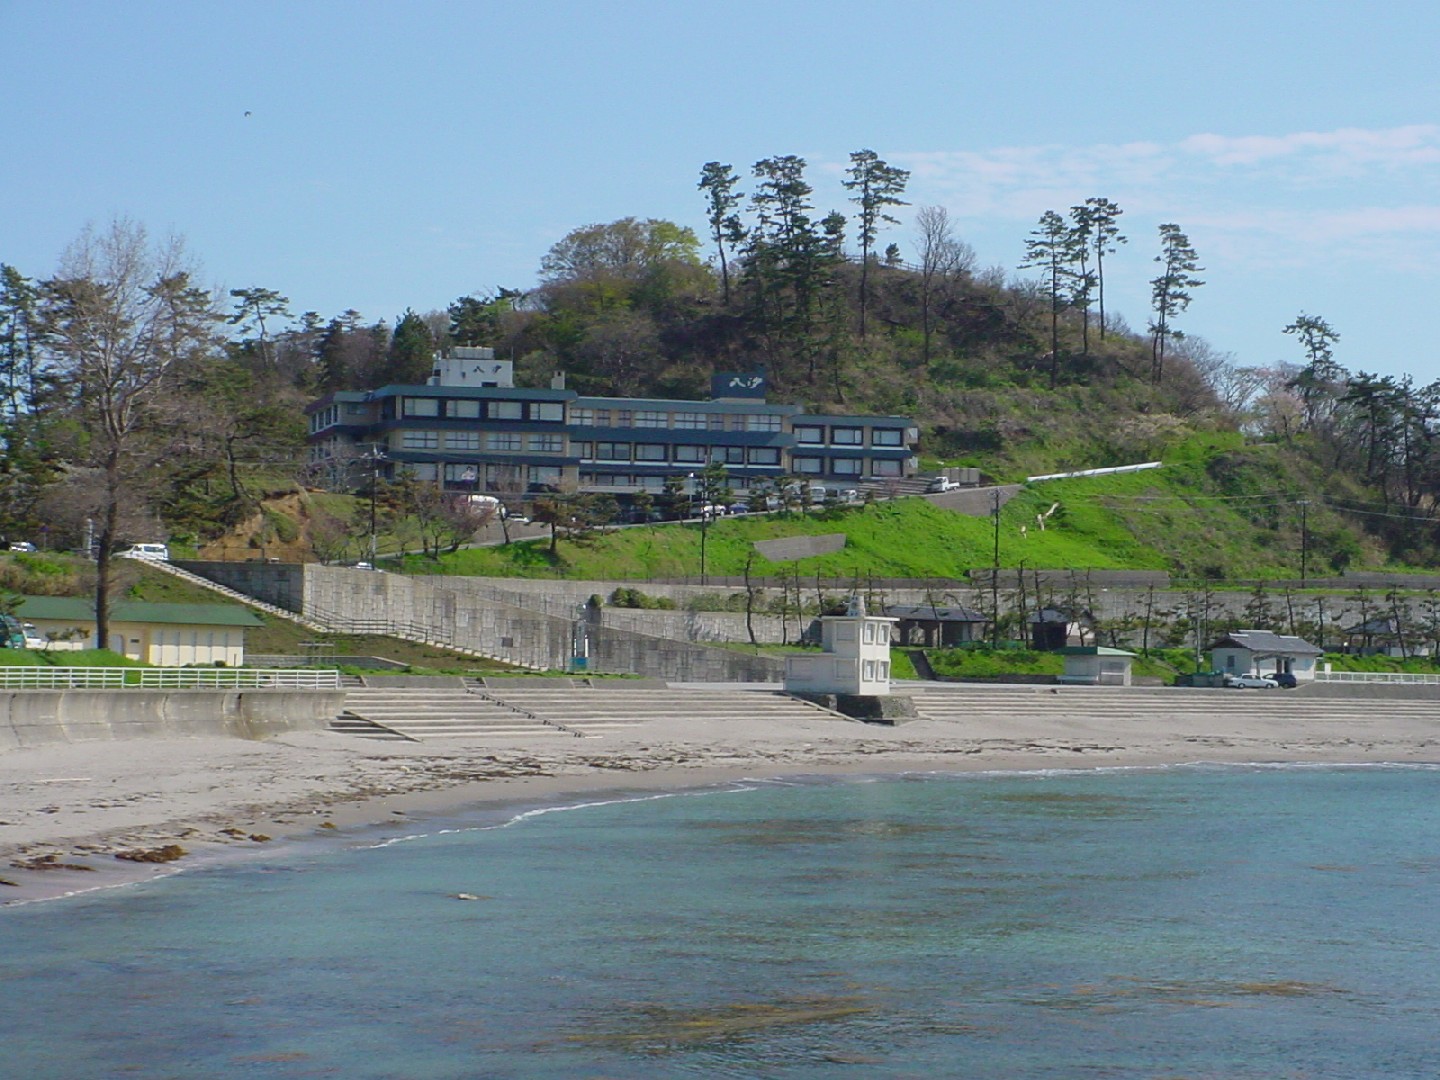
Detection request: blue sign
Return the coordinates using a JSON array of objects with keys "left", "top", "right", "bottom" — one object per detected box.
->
[{"left": 711, "top": 372, "right": 767, "bottom": 399}]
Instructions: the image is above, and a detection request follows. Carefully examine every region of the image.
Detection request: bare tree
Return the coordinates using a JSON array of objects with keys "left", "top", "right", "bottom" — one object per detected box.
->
[
  {"left": 913, "top": 205, "right": 974, "bottom": 366},
  {"left": 38, "top": 219, "right": 218, "bottom": 649}
]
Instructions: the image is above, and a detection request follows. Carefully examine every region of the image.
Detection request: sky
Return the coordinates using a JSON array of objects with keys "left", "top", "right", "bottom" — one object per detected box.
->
[{"left": 5, "top": 0, "right": 1440, "bottom": 385}]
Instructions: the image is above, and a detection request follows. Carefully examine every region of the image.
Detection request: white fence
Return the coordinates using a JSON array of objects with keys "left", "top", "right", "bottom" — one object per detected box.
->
[
  {"left": 1315, "top": 670, "right": 1440, "bottom": 685},
  {"left": 0, "top": 668, "right": 342, "bottom": 690}
]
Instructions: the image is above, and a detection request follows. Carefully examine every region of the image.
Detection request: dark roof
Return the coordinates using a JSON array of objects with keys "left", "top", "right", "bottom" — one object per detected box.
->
[
  {"left": 884, "top": 604, "right": 988, "bottom": 623},
  {"left": 1210, "top": 629, "right": 1322, "bottom": 656}
]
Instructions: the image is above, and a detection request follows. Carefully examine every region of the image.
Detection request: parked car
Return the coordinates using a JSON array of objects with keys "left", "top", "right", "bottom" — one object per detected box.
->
[
  {"left": 7, "top": 541, "right": 35, "bottom": 553},
  {"left": 1273, "top": 671, "right": 1298, "bottom": 689},
  {"left": 926, "top": 476, "right": 957, "bottom": 493},
  {"left": 1223, "top": 672, "right": 1279, "bottom": 689},
  {"left": 726, "top": 502, "right": 751, "bottom": 515},
  {"left": 118, "top": 543, "right": 170, "bottom": 562}
]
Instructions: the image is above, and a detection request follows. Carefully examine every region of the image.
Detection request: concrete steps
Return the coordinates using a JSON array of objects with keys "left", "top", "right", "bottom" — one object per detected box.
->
[
  {"left": 338, "top": 688, "right": 577, "bottom": 740},
  {"left": 906, "top": 684, "right": 1440, "bottom": 725},
  {"left": 329, "top": 713, "right": 416, "bottom": 741},
  {"left": 149, "top": 559, "right": 334, "bottom": 632},
  {"left": 483, "top": 686, "right": 844, "bottom": 733}
]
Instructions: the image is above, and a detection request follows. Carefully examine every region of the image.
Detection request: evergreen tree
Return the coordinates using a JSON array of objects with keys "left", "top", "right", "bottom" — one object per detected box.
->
[
  {"left": 698, "top": 161, "right": 744, "bottom": 305},
  {"left": 1019, "top": 210, "right": 1080, "bottom": 388},
  {"left": 844, "top": 149, "right": 909, "bottom": 336},
  {"left": 1149, "top": 224, "right": 1203, "bottom": 383}
]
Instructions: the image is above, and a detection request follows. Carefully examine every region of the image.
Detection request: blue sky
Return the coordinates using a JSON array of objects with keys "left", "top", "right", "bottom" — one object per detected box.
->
[{"left": 5, "top": 1, "right": 1439, "bottom": 385}]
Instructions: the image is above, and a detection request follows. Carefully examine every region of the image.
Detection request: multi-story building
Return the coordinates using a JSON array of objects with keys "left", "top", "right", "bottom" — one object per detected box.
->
[{"left": 305, "top": 347, "right": 919, "bottom": 501}]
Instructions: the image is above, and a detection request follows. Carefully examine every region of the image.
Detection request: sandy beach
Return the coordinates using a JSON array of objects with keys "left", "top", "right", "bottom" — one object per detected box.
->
[{"left": 4, "top": 692, "right": 1439, "bottom": 907}]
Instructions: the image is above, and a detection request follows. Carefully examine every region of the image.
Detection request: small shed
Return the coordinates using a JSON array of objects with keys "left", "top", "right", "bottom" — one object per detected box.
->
[
  {"left": 16, "top": 597, "right": 265, "bottom": 666},
  {"left": 785, "top": 596, "right": 898, "bottom": 696},
  {"left": 1209, "top": 629, "right": 1323, "bottom": 683},
  {"left": 1058, "top": 646, "right": 1137, "bottom": 686},
  {"left": 1342, "top": 615, "right": 1411, "bottom": 658},
  {"left": 884, "top": 603, "right": 987, "bottom": 648}
]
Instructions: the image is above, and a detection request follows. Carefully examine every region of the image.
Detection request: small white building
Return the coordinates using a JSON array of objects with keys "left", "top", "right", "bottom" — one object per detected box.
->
[
  {"left": 784, "top": 596, "right": 898, "bottom": 696},
  {"left": 1210, "top": 629, "right": 1323, "bottom": 683},
  {"left": 1057, "top": 645, "right": 1137, "bottom": 686}
]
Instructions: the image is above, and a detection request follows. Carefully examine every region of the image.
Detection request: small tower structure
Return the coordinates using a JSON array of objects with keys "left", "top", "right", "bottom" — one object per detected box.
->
[{"left": 784, "top": 595, "right": 898, "bottom": 696}]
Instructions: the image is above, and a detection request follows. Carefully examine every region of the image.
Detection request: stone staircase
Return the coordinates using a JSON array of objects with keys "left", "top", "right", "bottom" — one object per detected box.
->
[
  {"left": 336, "top": 687, "right": 580, "bottom": 740},
  {"left": 147, "top": 559, "right": 334, "bottom": 632},
  {"left": 480, "top": 684, "right": 848, "bottom": 735},
  {"left": 905, "top": 683, "right": 1440, "bottom": 726}
]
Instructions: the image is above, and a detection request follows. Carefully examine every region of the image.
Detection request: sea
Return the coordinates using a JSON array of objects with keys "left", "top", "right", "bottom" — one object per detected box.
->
[{"left": 4, "top": 763, "right": 1440, "bottom": 1078}]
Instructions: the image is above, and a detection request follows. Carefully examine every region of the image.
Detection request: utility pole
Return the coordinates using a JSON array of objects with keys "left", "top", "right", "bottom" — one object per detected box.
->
[
  {"left": 990, "top": 489, "right": 1002, "bottom": 646},
  {"left": 1298, "top": 499, "right": 1310, "bottom": 586}
]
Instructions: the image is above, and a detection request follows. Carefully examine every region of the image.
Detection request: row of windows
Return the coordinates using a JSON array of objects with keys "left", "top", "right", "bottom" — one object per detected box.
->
[
  {"left": 407, "top": 462, "right": 563, "bottom": 486},
  {"left": 402, "top": 397, "right": 565, "bottom": 423},
  {"left": 578, "top": 442, "right": 783, "bottom": 466},
  {"left": 792, "top": 456, "right": 904, "bottom": 477},
  {"left": 793, "top": 425, "right": 906, "bottom": 447},
  {"left": 399, "top": 430, "right": 564, "bottom": 452},
  {"left": 571, "top": 408, "right": 784, "bottom": 432}
]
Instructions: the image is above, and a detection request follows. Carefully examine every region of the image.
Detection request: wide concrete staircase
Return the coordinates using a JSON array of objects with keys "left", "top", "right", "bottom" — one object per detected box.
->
[
  {"left": 481, "top": 684, "right": 846, "bottom": 735},
  {"left": 148, "top": 559, "right": 334, "bottom": 632},
  {"left": 906, "top": 683, "right": 1440, "bottom": 726},
  {"left": 336, "top": 686, "right": 580, "bottom": 741}
]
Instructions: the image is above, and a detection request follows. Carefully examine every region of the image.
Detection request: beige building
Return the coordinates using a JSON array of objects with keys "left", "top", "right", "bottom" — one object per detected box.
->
[
  {"left": 785, "top": 597, "right": 898, "bottom": 696},
  {"left": 16, "top": 598, "right": 264, "bottom": 666}
]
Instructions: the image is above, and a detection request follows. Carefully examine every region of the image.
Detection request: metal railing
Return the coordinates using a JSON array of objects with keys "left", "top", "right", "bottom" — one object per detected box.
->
[
  {"left": 1314, "top": 670, "right": 1440, "bottom": 685},
  {"left": 0, "top": 668, "right": 342, "bottom": 690}
]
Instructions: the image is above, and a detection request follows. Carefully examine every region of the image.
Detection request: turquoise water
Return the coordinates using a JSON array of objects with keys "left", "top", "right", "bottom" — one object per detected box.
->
[{"left": 4, "top": 765, "right": 1440, "bottom": 1078}]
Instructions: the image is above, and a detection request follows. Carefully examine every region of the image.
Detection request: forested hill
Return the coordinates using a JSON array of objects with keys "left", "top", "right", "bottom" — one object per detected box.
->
[{"left": 1, "top": 153, "right": 1438, "bottom": 571}]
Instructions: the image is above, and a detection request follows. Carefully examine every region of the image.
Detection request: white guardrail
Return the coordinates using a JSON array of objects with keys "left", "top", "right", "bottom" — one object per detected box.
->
[
  {"left": 1314, "top": 671, "right": 1440, "bottom": 685},
  {"left": 0, "top": 668, "right": 342, "bottom": 690}
]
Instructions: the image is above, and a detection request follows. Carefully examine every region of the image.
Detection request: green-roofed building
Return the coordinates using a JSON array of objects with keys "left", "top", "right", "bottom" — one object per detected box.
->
[{"left": 16, "top": 597, "right": 265, "bottom": 666}]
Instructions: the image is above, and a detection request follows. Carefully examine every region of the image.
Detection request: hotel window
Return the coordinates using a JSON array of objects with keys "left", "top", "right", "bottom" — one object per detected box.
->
[
  {"left": 614, "top": 410, "right": 633, "bottom": 426},
  {"left": 486, "top": 432, "right": 522, "bottom": 451},
  {"left": 634, "top": 443, "right": 667, "bottom": 462},
  {"left": 792, "top": 456, "right": 823, "bottom": 474},
  {"left": 592, "top": 409, "right": 611, "bottom": 426},
  {"left": 673, "top": 411, "right": 706, "bottom": 429},
  {"left": 595, "top": 442, "right": 631, "bottom": 461},
  {"left": 639, "top": 475, "right": 665, "bottom": 490},
  {"left": 489, "top": 401, "right": 523, "bottom": 420},
  {"left": 748, "top": 447, "right": 781, "bottom": 466},
  {"left": 571, "top": 407, "right": 594, "bottom": 426},
  {"left": 413, "top": 463, "right": 439, "bottom": 480},
  {"left": 449, "top": 399, "right": 481, "bottom": 419},
  {"left": 528, "top": 434, "right": 564, "bottom": 453},
  {"left": 402, "top": 397, "right": 439, "bottom": 417},
  {"left": 673, "top": 444, "right": 706, "bottom": 464},
  {"left": 872, "top": 458, "right": 902, "bottom": 477},
  {"left": 635, "top": 410, "right": 667, "bottom": 428},
  {"left": 531, "top": 402, "right": 564, "bottom": 422},
  {"left": 574, "top": 441, "right": 594, "bottom": 459},
  {"left": 833, "top": 458, "right": 864, "bottom": 475},
  {"left": 445, "top": 431, "right": 480, "bottom": 451},
  {"left": 872, "top": 427, "right": 903, "bottom": 446},
  {"left": 745, "top": 413, "right": 782, "bottom": 432},
  {"left": 400, "top": 430, "right": 439, "bottom": 449},
  {"left": 709, "top": 415, "right": 728, "bottom": 431},
  {"left": 794, "top": 425, "right": 824, "bottom": 445},
  {"left": 444, "top": 463, "right": 480, "bottom": 483},
  {"left": 528, "top": 465, "right": 561, "bottom": 486},
  {"left": 831, "top": 427, "right": 863, "bottom": 445},
  {"left": 720, "top": 446, "right": 745, "bottom": 464}
]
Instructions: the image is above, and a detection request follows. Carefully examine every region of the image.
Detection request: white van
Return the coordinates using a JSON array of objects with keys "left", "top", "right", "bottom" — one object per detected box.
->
[{"left": 119, "top": 543, "right": 170, "bottom": 562}]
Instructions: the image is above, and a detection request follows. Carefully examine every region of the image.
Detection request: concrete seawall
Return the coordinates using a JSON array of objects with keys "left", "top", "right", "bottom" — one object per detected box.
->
[{"left": 0, "top": 691, "right": 347, "bottom": 750}]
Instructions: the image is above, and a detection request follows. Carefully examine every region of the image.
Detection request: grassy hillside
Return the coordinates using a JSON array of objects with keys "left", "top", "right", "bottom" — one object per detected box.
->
[{"left": 391, "top": 453, "right": 1387, "bottom": 583}]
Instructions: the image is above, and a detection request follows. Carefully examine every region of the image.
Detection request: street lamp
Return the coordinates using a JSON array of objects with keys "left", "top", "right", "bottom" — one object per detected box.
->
[{"left": 363, "top": 446, "right": 388, "bottom": 564}]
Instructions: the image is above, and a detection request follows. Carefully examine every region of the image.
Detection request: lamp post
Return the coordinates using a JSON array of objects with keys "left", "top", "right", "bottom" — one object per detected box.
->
[{"left": 364, "top": 446, "right": 388, "bottom": 564}]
